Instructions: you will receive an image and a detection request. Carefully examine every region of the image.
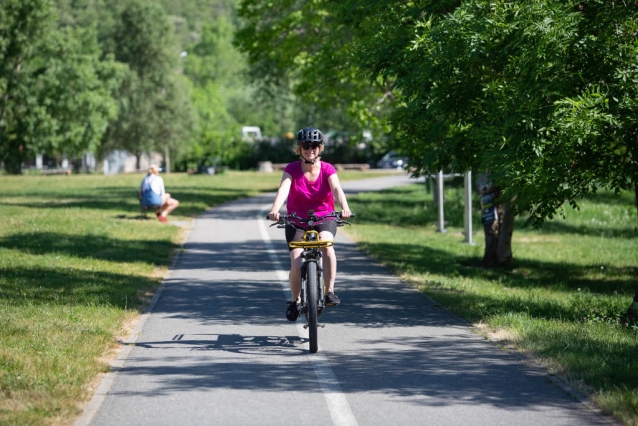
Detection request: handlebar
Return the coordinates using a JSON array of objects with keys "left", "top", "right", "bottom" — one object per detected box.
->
[{"left": 266, "top": 211, "right": 355, "bottom": 229}]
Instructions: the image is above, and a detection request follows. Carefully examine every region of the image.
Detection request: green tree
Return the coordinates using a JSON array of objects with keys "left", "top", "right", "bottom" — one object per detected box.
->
[
  {"left": 0, "top": 0, "right": 55, "bottom": 173},
  {"left": 235, "top": 0, "right": 393, "bottom": 155},
  {"left": 36, "top": 27, "right": 123, "bottom": 160},
  {"left": 181, "top": 16, "right": 296, "bottom": 170},
  {"left": 0, "top": 0, "right": 122, "bottom": 174},
  {"left": 184, "top": 18, "right": 244, "bottom": 87},
  {"left": 180, "top": 19, "right": 243, "bottom": 169},
  {"left": 102, "top": 0, "right": 195, "bottom": 171}
]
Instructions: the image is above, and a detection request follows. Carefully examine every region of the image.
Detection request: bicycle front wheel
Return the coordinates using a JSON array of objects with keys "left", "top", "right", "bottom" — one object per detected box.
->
[{"left": 307, "top": 261, "right": 319, "bottom": 353}]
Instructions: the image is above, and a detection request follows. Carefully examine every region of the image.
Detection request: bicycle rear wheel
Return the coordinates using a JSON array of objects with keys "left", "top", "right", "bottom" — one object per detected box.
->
[{"left": 307, "top": 261, "right": 318, "bottom": 353}]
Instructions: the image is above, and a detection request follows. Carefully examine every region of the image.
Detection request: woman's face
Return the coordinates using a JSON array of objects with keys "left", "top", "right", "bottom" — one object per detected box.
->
[{"left": 300, "top": 142, "right": 322, "bottom": 161}]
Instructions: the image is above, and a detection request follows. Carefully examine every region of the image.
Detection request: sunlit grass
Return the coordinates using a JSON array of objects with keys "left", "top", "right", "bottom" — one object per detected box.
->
[{"left": 346, "top": 182, "right": 638, "bottom": 426}]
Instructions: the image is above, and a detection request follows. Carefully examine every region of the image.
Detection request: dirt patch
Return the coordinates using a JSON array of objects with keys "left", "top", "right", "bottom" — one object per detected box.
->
[{"left": 475, "top": 323, "right": 518, "bottom": 343}]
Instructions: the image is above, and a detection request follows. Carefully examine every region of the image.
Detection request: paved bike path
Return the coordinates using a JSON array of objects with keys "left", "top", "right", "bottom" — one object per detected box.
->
[{"left": 84, "top": 174, "right": 613, "bottom": 426}]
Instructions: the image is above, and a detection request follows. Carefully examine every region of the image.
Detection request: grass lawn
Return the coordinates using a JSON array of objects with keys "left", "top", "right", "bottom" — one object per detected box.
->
[
  {"left": 4, "top": 169, "right": 632, "bottom": 425},
  {"left": 345, "top": 180, "right": 638, "bottom": 426},
  {"left": 0, "top": 169, "right": 384, "bottom": 426}
]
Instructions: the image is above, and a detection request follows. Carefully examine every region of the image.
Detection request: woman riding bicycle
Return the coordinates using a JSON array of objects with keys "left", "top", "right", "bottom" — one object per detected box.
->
[{"left": 268, "top": 126, "right": 352, "bottom": 321}]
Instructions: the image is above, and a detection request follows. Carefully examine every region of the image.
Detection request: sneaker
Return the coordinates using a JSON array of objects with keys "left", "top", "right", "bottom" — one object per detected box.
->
[
  {"left": 157, "top": 215, "right": 167, "bottom": 223},
  {"left": 286, "top": 301, "right": 299, "bottom": 321},
  {"left": 325, "top": 292, "right": 340, "bottom": 306}
]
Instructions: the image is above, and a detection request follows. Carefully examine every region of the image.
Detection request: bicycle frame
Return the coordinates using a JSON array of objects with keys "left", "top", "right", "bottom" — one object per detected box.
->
[{"left": 289, "top": 229, "right": 334, "bottom": 322}]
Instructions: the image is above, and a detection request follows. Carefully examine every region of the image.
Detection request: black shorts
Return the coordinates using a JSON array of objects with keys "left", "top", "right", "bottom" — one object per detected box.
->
[{"left": 285, "top": 219, "right": 337, "bottom": 251}]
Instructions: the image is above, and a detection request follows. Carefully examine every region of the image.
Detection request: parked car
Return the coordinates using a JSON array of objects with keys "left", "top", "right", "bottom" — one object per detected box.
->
[{"left": 377, "top": 151, "right": 408, "bottom": 169}]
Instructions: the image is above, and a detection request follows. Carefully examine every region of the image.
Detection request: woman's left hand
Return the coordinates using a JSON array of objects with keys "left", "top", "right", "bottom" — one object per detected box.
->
[{"left": 340, "top": 209, "right": 351, "bottom": 219}]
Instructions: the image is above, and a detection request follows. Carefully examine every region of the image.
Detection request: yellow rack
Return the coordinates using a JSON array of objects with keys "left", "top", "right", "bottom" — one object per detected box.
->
[
  {"left": 288, "top": 240, "right": 334, "bottom": 249},
  {"left": 288, "top": 230, "right": 334, "bottom": 249}
]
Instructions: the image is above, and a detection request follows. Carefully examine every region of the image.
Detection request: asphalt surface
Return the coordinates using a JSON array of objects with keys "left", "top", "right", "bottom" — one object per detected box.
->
[{"left": 80, "top": 173, "right": 614, "bottom": 426}]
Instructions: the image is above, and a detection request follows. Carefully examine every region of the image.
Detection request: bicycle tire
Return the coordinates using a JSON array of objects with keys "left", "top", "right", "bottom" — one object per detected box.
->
[
  {"left": 300, "top": 263, "right": 307, "bottom": 306},
  {"left": 307, "top": 260, "right": 319, "bottom": 353}
]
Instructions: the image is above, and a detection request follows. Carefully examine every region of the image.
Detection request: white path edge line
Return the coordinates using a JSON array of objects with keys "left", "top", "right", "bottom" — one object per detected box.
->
[{"left": 258, "top": 207, "right": 358, "bottom": 426}]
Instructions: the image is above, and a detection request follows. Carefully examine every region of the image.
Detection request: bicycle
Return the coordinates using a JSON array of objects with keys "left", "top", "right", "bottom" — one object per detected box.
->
[{"left": 268, "top": 210, "right": 354, "bottom": 353}]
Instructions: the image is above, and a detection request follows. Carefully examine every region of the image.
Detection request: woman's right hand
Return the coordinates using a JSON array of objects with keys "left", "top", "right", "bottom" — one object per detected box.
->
[{"left": 268, "top": 211, "right": 280, "bottom": 221}]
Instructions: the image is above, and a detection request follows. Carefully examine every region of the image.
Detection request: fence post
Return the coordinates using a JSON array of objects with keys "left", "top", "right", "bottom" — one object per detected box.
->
[
  {"left": 464, "top": 171, "right": 475, "bottom": 245},
  {"left": 437, "top": 170, "right": 446, "bottom": 233}
]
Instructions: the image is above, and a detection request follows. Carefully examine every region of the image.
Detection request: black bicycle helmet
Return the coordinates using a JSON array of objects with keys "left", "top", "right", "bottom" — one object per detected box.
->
[{"left": 297, "top": 127, "right": 323, "bottom": 144}]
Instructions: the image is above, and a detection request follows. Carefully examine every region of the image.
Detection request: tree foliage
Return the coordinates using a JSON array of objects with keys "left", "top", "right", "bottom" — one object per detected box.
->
[
  {"left": 234, "top": 0, "right": 395, "bottom": 155},
  {"left": 99, "top": 0, "right": 197, "bottom": 169},
  {"left": 3, "top": 0, "right": 302, "bottom": 173},
  {"left": 0, "top": 0, "right": 122, "bottom": 174},
  {"left": 326, "top": 0, "right": 638, "bottom": 227}
]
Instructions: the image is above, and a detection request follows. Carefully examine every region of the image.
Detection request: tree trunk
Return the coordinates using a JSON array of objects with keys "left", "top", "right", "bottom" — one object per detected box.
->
[
  {"left": 481, "top": 186, "right": 500, "bottom": 266},
  {"left": 624, "top": 289, "right": 638, "bottom": 323},
  {"left": 3, "top": 139, "right": 25, "bottom": 174},
  {"left": 481, "top": 185, "right": 515, "bottom": 267},
  {"left": 497, "top": 200, "right": 515, "bottom": 265},
  {"left": 0, "top": 60, "right": 21, "bottom": 128},
  {"left": 164, "top": 144, "right": 170, "bottom": 174},
  {"left": 482, "top": 220, "right": 499, "bottom": 266}
]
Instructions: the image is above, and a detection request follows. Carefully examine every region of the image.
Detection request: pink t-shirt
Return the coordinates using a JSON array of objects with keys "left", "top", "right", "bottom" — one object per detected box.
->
[{"left": 284, "top": 160, "right": 336, "bottom": 219}]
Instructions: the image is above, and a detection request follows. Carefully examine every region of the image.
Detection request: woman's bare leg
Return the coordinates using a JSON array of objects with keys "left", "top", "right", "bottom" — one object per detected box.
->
[
  {"left": 288, "top": 228, "right": 305, "bottom": 302},
  {"left": 289, "top": 248, "right": 303, "bottom": 302},
  {"left": 319, "top": 231, "right": 336, "bottom": 293},
  {"left": 160, "top": 193, "right": 179, "bottom": 217}
]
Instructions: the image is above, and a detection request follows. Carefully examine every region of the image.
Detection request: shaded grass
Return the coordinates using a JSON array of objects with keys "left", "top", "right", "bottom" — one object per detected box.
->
[{"left": 345, "top": 182, "right": 638, "bottom": 426}]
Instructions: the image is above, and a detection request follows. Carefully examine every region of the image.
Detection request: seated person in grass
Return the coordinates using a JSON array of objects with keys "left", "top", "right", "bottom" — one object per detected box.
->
[{"left": 138, "top": 164, "right": 179, "bottom": 223}]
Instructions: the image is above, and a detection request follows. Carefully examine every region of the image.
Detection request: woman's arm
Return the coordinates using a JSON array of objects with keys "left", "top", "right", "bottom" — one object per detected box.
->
[
  {"left": 269, "top": 172, "right": 292, "bottom": 221},
  {"left": 328, "top": 174, "right": 351, "bottom": 218}
]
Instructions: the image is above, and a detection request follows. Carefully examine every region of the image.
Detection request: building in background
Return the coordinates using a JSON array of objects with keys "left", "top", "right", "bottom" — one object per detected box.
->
[{"left": 103, "top": 151, "right": 163, "bottom": 175}]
